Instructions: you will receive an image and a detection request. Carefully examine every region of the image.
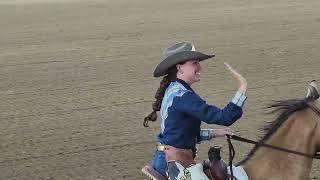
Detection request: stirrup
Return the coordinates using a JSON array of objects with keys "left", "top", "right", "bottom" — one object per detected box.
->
[{"left": 141, "top": 165, "right": 167, "bottom": 180}]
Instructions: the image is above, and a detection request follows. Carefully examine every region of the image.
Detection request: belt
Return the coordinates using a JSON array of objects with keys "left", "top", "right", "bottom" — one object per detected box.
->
[{"left": 157, "top": 144, "right": 198, "bottom": 155}]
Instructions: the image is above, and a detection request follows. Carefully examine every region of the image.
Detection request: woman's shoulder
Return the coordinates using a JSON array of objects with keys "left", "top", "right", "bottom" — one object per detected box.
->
[{"left": 166, "top": 81, "right": 192, "bottom": 96}]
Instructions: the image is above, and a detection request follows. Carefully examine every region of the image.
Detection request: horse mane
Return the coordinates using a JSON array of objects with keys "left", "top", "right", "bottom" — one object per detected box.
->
[{"left": 238, "top": 93, "right": 319, "bottom": 165}]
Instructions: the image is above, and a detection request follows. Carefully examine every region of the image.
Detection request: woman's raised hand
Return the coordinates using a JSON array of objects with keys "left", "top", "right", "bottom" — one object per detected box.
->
[{"left": 224, "top": 62, "right": 247, "bottom": 94}]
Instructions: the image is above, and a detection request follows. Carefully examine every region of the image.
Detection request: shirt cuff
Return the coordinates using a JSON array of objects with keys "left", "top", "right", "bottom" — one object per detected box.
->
[
  {"left": 199, "top": 129, "right": 212, "bottom": 141},
  {"left": 231, "top": 91, "right": 247, "bottom": 108}
]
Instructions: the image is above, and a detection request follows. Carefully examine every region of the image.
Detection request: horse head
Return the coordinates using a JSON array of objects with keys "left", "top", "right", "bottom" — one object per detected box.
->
[{"left": 306, "top": 80, "right": 320, "bottom": 152}]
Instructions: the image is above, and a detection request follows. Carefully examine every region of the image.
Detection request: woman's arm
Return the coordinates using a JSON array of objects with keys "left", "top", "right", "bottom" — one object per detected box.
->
[{"left": 174, "top": 92, "right": 244, "bottom": 125}]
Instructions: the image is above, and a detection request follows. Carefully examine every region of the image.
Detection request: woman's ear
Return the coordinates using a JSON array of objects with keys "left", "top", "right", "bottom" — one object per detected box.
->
[{"left": 176, "top": 64, "right": 183, "bottom": 74}]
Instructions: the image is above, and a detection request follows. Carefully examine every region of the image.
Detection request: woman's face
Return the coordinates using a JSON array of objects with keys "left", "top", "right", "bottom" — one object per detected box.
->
[{"left": 177, "top": 60, "right": 202, "bottom": 85}]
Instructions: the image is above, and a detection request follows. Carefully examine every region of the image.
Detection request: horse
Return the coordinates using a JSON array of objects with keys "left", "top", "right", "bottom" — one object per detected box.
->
[
  {"left": 240, "top": 81, "right": 320, "bottom": 180},
  {"left": 142, "top": 81, "right": 320, "bottom": 180}
]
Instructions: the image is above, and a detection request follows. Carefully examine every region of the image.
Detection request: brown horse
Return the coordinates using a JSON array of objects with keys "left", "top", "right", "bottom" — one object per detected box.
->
[
  {"left": 142, "top": 82, "right": 320, "bottom": 180},
  {"left": 239, "top": 81, "right": 320, "bottom": 180}
]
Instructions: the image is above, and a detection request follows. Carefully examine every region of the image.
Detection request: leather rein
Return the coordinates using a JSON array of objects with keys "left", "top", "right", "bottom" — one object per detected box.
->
[{"left": 226, "top": 102, "right": 320, "bottom": 179}]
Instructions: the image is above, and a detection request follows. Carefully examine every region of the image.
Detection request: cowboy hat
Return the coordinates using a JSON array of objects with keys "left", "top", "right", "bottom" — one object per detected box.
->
[{"left": 153, "top": 42, "right": 215, "bottom": 77}]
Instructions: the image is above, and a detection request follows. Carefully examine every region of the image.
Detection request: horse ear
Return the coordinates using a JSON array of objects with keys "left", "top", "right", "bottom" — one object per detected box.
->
[{"left": 306, "top": 80, "right": 319, "bottom": 99}]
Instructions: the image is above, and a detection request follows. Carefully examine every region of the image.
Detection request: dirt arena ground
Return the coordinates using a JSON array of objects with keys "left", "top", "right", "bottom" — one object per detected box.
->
[{"left": 1, "top": 0, "right": 320, "bottom": 179}]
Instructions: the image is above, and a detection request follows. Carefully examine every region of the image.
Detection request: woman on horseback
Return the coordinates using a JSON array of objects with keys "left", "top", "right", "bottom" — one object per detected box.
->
[{"left": 143, "top": 42, "right": 247, "bottom": 179}]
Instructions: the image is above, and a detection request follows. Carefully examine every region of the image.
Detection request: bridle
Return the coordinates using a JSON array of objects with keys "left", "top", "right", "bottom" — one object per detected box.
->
[
  {"left": 308, "top": 101, "right": 320, "bottom": 118},
  {"left": 227, "top": 101, "right": 320, "bottom": 179}
]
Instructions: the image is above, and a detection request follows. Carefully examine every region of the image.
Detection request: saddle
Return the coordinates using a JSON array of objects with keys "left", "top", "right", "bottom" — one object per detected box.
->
[
  {"left": 142, "top": 145, "right": 229, "bottom": 180},
  {"left": 141, "top": 165, "right": 167, "bottom": 180},
  {"left": 141, "top": 163, "right": 228, "bottom": 180}
]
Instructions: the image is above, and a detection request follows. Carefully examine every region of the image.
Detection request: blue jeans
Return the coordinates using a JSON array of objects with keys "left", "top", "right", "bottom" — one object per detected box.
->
[{"left": 152, "top": 150, "right": 167, "bottom": 177}]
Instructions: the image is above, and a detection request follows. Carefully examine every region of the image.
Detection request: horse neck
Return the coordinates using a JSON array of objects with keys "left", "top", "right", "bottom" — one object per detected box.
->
[{"left": 243, "top": 109, "right": 318, "bottom": 180}]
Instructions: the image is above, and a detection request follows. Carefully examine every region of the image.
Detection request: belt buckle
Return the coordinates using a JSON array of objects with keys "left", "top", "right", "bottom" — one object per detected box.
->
[{"left": 157, "top": 144, "right": 166, "bottom": 151}]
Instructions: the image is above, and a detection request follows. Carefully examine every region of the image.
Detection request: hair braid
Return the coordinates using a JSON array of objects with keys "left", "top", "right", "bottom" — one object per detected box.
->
[
  {"left": 143, "top": 75, "right": 170, "bottom": 127},
  {"left": 143, "top": 67, "right": 178, "bottom": 127}
]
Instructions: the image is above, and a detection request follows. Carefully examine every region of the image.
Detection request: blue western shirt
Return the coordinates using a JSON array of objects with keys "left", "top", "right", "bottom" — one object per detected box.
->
[{"left": 158, "top": 79, "right": 246, "bottom": 151}]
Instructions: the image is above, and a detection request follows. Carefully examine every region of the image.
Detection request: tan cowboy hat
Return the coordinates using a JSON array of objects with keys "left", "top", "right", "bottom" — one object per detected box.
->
[{"left": 153, "top": 42, "right": 215, "bottom": 77}]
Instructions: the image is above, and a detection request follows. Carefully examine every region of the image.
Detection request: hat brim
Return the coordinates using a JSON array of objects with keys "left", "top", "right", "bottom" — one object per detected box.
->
[{"left": 153, "top": 51, "right": 215, "bottom": 77}]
